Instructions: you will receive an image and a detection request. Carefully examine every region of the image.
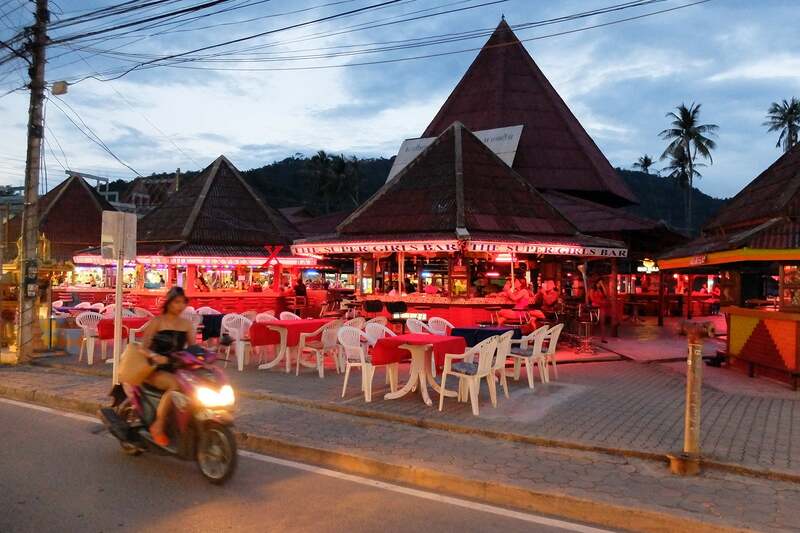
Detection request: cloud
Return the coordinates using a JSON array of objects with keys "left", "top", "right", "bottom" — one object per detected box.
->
[{"left": 707, "top": 54, "right": 800, "bottom": 84}]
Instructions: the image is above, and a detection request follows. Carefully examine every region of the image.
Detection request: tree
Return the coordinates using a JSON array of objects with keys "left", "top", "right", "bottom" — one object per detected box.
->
[
  {"left": 661, "top": 145, "right": 705, "bottom": 189},
  {"left": 659, "top": 102, "right": 718, "bottom": 233},
  {"left": 763, "top": 97, "right": 800, "bottom": 152},
  {"left": 632, "top": 154, "right": 655, "bottom": 174},
  {"left": 307, "top": 150, "right": 335, "bottom": 213}
]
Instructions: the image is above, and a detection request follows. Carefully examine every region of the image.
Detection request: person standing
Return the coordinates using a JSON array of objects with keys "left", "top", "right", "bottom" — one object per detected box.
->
[{"left": 589, "top": 279, "right": 610, "bottom": 343}]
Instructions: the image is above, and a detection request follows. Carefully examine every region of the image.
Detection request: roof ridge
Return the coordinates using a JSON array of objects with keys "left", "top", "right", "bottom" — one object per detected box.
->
[{"left": 180, "top": 156, "right": 221, "bottom": 240}]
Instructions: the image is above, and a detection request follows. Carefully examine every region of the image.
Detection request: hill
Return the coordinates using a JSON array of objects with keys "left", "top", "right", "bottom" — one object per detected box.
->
[
  {"left": 618, "top": 169, "right": 726, "bottom": 234},
  {"left": 108, "top": 157, "right": 726, "bottom": 236}
]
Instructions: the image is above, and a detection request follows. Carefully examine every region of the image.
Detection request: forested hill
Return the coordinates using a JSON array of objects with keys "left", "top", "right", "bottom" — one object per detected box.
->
[
  {"left": 618, "top": 169, "right": 726, "bottom": 233},
  {"left": 110, "top": 156, "right": 725, "bottom": 233}
]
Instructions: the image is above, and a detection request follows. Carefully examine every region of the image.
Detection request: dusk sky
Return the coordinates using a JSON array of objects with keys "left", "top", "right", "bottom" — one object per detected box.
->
[{"left": 0, "top": 0, "right": 798, "bottom": 200}]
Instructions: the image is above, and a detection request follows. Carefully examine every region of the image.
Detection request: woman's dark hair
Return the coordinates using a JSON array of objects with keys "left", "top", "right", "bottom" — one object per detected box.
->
[{"left": 162, "top": 286, "right": 188, "bottom": 315}]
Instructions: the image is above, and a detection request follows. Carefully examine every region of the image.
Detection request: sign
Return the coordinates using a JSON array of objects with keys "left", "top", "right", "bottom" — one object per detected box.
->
[
  {"left": 292, "top": 239, "right": 628, "bottom": 258},
  {"left": 690, "top": 255, "right": 708, "bottom": 266},
  {"left": 101, "top": 211, "right": 137, "bottom": 260},
  {"left": 467, "top": 241, "right": 628, "bottom": 258},
  {"left": 292, "top": 241, "right": 461, "bottom": 255},
  {"left": 386, "top": 125, "right": 524, "bottom": 182}
]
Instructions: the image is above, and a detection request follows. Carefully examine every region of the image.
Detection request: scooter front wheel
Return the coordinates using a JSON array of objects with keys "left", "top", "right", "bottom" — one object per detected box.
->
[{"left": 197, "top": 422, "right": 237, "bottom": 484}]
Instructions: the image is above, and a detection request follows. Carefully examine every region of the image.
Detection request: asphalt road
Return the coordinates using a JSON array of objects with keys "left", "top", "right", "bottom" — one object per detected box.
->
[{"left": 0, "top": 399, "right": 611, "bottom": 533}]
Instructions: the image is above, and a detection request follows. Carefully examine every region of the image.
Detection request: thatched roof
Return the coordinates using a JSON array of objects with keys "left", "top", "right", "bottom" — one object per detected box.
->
[
  {"left": 704, "top": 143, "right": 800, "bottom": 232},
  {"left": 337, "top": 122, "right": 579, "bottom": 240},
  {"left": 422, "top": 19, "right": 637, "bottom": 207},
  {"left": 3, "top": 175, "right": 115, "bottom": 262},
  {"left": 137, "top": 155, "right": 301, "bottom": 254}
]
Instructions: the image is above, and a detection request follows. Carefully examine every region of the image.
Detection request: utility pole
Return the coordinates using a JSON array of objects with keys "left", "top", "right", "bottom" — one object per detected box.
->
[{"left": 17, "top": 0, "right": 48, "bottom": 363}]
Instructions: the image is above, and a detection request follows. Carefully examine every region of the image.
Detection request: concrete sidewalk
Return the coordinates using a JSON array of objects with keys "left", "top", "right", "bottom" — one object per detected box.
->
[
  {"left": 33, "top": 347, "right": 799, "bottom": 478},
  {"left": 0, "top": 364, "right": 798, "bottom": 532}
]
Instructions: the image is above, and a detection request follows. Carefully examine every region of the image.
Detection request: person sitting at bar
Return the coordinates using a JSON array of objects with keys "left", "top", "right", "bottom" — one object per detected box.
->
[
  {"left": 424, "top": 282, "right": 440, "bottom": 295},
  {"left": 498, "top": 277, "right": 531, "bottom": 325},
  {"left": 294, "top": 276, "right": 307, "bottom": 297}
]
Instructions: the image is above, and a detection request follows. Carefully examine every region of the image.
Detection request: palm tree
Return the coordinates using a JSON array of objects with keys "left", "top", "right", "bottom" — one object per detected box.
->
[
  {"left": 308, "top": 150, "right": 335, "bottom": 213},
  {"left": 763, "top": 97, "right": 800, "bottom": 152},
  {"left": 632, "top": 154, "right": 655, "bottom": 174},
  {"left": 661, "top": 145, "right": 705, "bottom": 188},
  {"left": 659, "top": 102, "right": 718, "bottom": 233}
]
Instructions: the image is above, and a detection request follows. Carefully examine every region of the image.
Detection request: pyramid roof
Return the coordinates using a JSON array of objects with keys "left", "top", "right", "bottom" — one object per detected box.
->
[
  {"left": 137, "top": 156, "right": 301, "bottom": 254},
  {"left": 422, "top": 20, "right": 636, "bottom": 207}
]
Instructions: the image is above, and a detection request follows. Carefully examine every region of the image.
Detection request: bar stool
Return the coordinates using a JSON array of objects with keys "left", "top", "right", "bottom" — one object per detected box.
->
[
  {"left": 481, "top": 305, "right": 502, "bottom": 325},
  {"left": 576, "top": 305, "right": 599, "bottom": 354}
]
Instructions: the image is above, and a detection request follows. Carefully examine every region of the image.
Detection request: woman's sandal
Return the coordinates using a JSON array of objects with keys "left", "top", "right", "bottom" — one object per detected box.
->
[{"left": 149, "top": 424, "right": 170, "bottom": 447}]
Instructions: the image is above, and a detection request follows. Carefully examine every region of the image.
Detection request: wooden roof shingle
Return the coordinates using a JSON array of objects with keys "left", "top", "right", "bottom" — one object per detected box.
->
[
  {"left": 422, "top": 19, "right": 637, "bottom": 207},
  {"left": 338, "top": 122, "right": 578, "bottom": 239},
  {"left": 137, "top": 155, "right": 301, "bottom": 253},
  {"left": 3, "top": 175, "right": 116, "bottom": 262}
]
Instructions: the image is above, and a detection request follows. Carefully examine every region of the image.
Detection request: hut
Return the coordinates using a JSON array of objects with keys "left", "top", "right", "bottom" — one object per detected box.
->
[
  {"left": 293, "top": 122, "right": 627, "bottom": 324},
  {"left": 659, "top": 144, "right": 800, "bottom": 387},
  {"left": 421, "top": 19, "right": 637, "bottom": 207}
]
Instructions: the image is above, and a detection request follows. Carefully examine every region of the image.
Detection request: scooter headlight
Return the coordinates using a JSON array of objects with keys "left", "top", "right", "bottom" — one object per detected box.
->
[{"left": 196, "top": 385, "right": 235, "bottom": 407}]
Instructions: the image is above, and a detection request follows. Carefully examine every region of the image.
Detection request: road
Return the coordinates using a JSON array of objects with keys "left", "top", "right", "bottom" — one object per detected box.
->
[{"left": 0, "top": 399, "right": 612, "bottom": 533}]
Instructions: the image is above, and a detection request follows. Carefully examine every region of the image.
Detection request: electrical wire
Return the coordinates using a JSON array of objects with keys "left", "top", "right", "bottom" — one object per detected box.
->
[{"left": 46, "top": 94, "right": 142, "bottom": 177}]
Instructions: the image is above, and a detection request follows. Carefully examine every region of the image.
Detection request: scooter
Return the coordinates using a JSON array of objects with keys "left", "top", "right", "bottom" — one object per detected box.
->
[{"left": 100, "top": 345, "right": 238, "bottom": 484}]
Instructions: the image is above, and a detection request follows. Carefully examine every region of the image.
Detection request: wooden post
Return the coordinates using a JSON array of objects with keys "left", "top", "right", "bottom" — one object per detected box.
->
[
  {"left": 272, "top": 262, "right": 283, "bottom": 292},
  {"left": 186, "top": 265, "right": 197, "bottom": 292},
  {"left": 686, "top": 275, "right": 694, "bottom": 320},
  {"left": 610, "top": 259, "right": 620, "bottom": 337},
  {"left": 397, "top": 252, "right": 405, "bottom": 294},
  {"left": 657, "top": 271, "right": 666, "bottom": 327},
  {"left": 17, "top": 0, "right": 48, "bottom": 363}
]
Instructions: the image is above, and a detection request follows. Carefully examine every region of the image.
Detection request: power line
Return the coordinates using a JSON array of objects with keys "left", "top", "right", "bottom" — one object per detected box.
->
[
  {"left": 66, "top": 0, "right": 405, "bottom": 83},
  {"left": 46, "top": 94, "right": 141, "bottom": 176}
]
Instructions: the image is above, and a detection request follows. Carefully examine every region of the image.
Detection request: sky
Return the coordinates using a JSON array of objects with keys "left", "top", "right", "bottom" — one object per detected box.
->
[{"left": 0, "top": 0, "right": 798, "bottom": 200}]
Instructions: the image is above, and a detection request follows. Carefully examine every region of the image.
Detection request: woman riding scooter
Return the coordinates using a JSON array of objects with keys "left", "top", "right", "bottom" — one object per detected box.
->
[{"left": 138, "top": 286, "right": 196, "bottom": 446}]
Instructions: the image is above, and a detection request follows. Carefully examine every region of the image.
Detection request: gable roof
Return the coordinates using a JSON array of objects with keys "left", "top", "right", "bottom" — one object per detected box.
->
[
  {"left": 422, "top": 19, "right": 637, "bottom": 207},
  {"left": 3, "top": 175, "right": 116, "bottom": 262},
  {"left": 704, "top": 143, "right": 800, "bottom": 232},
  {"left": 137, "top": 155, "right": 301, "bottom": 251},
  {"left": 337, "top": 122, "right": 578, "bottom": 239}
]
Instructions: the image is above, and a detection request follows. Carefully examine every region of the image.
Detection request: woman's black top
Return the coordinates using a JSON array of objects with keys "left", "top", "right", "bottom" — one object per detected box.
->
[{"left": 149, "top": 329, "right": 187, "bottom": 371}]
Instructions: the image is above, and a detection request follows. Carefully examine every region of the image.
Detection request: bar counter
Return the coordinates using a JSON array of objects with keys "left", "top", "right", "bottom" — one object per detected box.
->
[
  {"left": 723, "top": 306, "right": 800, "bottom": 389},
  {"left": 53, "top": 287, "right": 328, "bottom": 315},
  {"left": 362, "top": 294, "right": 516, "bottom": 326}
]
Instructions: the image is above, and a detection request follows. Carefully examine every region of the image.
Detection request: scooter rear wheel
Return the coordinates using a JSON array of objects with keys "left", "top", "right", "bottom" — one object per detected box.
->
[
  {"left": 116, "top": 400, "right": 143, "bottom": 456},
  {"left": 197, "top": 422, "right": 237, "bottom": 484}
]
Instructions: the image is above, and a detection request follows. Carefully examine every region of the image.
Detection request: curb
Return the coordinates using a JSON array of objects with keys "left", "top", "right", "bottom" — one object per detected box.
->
[
  {"left": 0, "top": 384, "right": 752, "bottom": 533},
  {"left": 26, "top": 359, "right": 800, "bottom": 484}
]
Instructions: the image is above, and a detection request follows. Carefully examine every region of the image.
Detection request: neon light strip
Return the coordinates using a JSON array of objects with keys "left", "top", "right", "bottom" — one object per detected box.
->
[{"left": 73, "top": 255, "right": 318, "bottom": 267}]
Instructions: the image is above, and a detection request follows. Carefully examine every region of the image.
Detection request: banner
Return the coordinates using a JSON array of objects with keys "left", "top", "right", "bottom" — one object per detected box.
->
[{"left": 292, "top": 240, "right": 627, "bottom": 257}]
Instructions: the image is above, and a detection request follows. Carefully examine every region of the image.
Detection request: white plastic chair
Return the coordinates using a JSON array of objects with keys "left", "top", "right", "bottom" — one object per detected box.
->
[
  {"left": 89, "top": 303, "right": 105, "bottom": 312},
  {"left": 296, "top": 320, "right": 343, "bottom": 377},
  {"left": 128, "top": 320, "right": 151, "bottom": 345},
  {"left": 508, "top": 325, "right": 549, "bottom": 388},
  {"left": 405, "top": 318, "right": 428, "bottom": 334},
  {"left": 365, "top": 316, "right": 388, "bottom": 327},
  {"left": 74, "top": 301, "right": 91, "bottom": 309},
  {"left": 221, "top": 314, "right": 252, "bottom": 371},
  {"left": 184, "top": 305, "right": 196, "bottom": 314},
  {"left": 196, "top": 306, "right": 220, "bottom": 315},
  {"left": 343, "top": 317, "right": 365, "bottom": 330},
  {"left": 438, "top": 335, "right": 499, "bottom": 416},
  {"left": 279, "top": 311, "right": 301, "bottom": 320},
  {"left": 364, "top": 322, "right": 395, "bottom": 348},
  {"left": 427, "top": 317, "right": 455, "bottom": 336},
  {"left": 52, "top": 299, "right": 64, "bottom": 309},
  {"left": 338, "top": 326, "right": 397, "bottom": 402},
  {"left": 242, "top": 310, "right": 258, "bottom": 322},
  {"left": 490, "top": 330, "right": 514, "bottom": 402},
  {"left": 255, "top": 311, "right": 276, "bottom": 322},
  {"left": 76, "top": 311, "right": 103, "bottom": 365},
  {"left": 543, "top": 323, "right": 565, "bottom": 379},
  {"left": 132, "top": 306, "right": 154, "bottom": 318}
]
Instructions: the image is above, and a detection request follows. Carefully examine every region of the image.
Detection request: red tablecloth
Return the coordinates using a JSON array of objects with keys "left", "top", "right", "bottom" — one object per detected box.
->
[
  {"left": 97, "top": 317, "right": 150, "bottom": 340},
  {"left": 372, "top": 334, "right": 466, "bottom": 368},
  {"left": 249, "top": 319, "right": 332, "bottom": 347}
]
